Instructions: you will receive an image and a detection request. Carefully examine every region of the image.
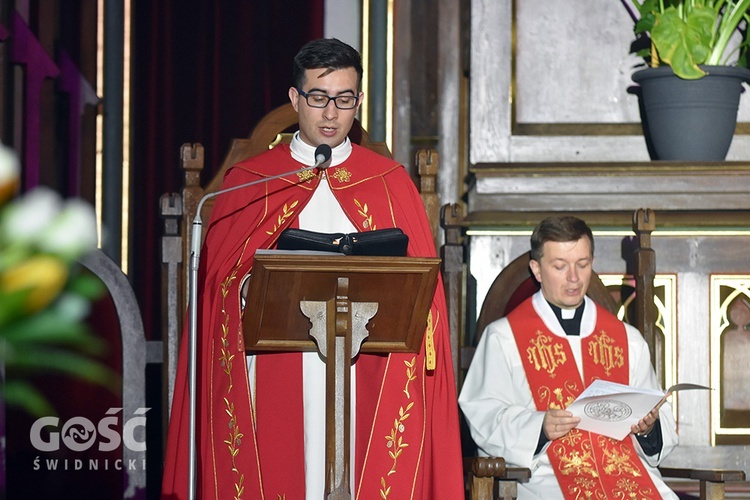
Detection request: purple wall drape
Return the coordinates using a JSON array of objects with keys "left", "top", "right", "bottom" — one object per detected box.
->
[{"left": 131, "top": 0, "right": 324, "bottom": 342}]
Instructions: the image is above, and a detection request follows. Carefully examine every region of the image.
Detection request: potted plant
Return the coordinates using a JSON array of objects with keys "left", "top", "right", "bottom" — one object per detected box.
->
[{"left": 626, "top": 0, "right": 750, "bottom": 160}]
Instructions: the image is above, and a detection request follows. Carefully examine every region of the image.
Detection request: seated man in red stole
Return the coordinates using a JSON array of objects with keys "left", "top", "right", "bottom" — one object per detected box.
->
[
  {"left": 161, "top": 38, "right": 464, "bottom": 499},
  {"left": 458, "top": 216, "right": 679, "bottom": 499}
]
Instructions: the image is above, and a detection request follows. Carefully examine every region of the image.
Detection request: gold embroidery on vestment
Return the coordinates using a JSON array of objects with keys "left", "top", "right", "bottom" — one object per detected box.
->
[
  {"left": 424, "top": 310, "right": 436, "bottom": 370},
  {"left": 539, "top": 383, "right": 576, "bottom": 410},
  {"left": 265, "top": 201, "right": 299, "bottom": 235},
  {"left": 354, "top": 198, "right": 376, "bottom": 230},
  {"left": 379, "top": 477, "right": 391, "bottom": 499},
  {"left": 218, "top": 253, "right": 247, "bottom": 497},
  {"left": 223, "top": 396, "right": 246, "bottom": 498},
  {"left": 559, "top": 428, "right": 584, "bottom": 447},
  {"left": 332, "top": 166, "right": 352, "bottom": 183},
  {"left": 403, "top": 357, "right": 417, "bottom": 398},
  {"left": 587, "top": 330, "right": 625, "bottom": 376},
  {"left": 385, "top": 402, "right": 413, "bottom": 473},
  {"left": 296, "top": 169, "right": 316, "bottom": 182},
  {"left": 219, "top": 272, "right": 238, "bottom": 390},
  {"left": 614, "top": 477, "right": 639, "bottom": 496},
  {"left": 380, "top": 397, "right": 415, "bottom": 497},
  {"left": 612, "top": 477, "right": 657, "bottom": 499},
  {"left": 527, "top": 331, "right": 567, "bottom": 377},
  {"left": 233, "top": 474, "right": 245, "bottom": 499},
  {"left": 598, "top": 436, "right": 643, "bottom": 477},
  {"left": 568, "top": 476, "right": 602, "bottom": 499},
  {"left": 553, "top": 445, "right": 599, "bottom": 478}
]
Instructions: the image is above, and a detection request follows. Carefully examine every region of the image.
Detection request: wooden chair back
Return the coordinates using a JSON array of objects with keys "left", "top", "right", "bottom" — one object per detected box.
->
[{"left": 475, "top": 251, "right": 618, "bottom": 339}]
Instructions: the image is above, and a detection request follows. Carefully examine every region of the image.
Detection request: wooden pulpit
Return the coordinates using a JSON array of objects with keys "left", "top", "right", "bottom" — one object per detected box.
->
[{"left": 243, "top": 250, "right": 440, "bottom": 499}]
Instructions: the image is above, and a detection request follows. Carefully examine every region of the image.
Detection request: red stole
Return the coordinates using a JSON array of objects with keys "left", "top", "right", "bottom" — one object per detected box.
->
[{"left": 507, "top": 297, "right": 659, "bottom": 499}]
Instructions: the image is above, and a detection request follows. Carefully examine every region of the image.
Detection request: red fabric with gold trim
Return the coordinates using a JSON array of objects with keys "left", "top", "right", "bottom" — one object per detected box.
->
[
  {"left": 507, "top": 297, "right": 660, "bottom": 499},
  {"left": 161, "top": 144, "right": 463, "bottom": 499}
]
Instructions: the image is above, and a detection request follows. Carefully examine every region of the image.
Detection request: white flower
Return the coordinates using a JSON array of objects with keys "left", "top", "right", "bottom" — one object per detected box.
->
[
  {"left": 0, "top": 144, "right": 19, "bottom": 186},
  {"left": 37, "top": 198, "right": 98, "bottom": 259},
  {"left": 0, "top": 186, "right": 98, "bottom": 263},
  {"left": 0, "top": 145, "right": 20, "bottom": 206},
  {"left": 0, "top": 187, "right": 62, "bottom": 246}
]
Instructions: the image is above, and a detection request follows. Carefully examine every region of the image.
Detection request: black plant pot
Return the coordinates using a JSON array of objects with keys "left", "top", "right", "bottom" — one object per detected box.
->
[{"left": 632, "top": 65, "right": 750, "bottom": 161}]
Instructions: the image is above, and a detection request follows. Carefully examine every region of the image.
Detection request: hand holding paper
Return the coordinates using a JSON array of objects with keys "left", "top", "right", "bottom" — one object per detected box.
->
[
  {"left": 543, "top": 408, "right": 581, "bottom": 440},
  {"left": 631, "top": 404, "right": 661, "bottom": 437},
  {"left": 565, "top": 380, "right": 711, "bottom": 440}
]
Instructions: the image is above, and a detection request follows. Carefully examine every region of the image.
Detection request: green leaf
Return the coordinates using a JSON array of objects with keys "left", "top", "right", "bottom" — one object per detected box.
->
[
  {"left": 0, "top": 311, "right": 106, "bottom": 355},
  {"left": 706, "top": 0, "right": 750, "bottom": 65},
  {"left": 634, "top": 0, "right": 660, "bottom": 19},
  {"left": 0, "top": 288, "right": 32, "bottom": 326},
  {"left": 1, "top": 380, "right": 55, "bottom": 417},
  {"left": 635, "top": 12, "right": 657, "bottom": 35},
  {"left": 651, "top": 6, "right": 717, "bottom": 79},
  {"left": 6, "top": 348, "right": 119, "bottom": 393},
  {"left": 67, "top": 272, "right": 105, "bottom": 301}
]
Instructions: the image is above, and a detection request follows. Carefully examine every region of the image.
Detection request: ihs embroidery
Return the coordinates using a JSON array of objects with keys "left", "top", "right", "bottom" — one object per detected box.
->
[
  {"left": 587, "top": 330, "right": 625, "bottom": 376},
  {"left": 527, "top": 330, "right": 567, "bottom": 377}
]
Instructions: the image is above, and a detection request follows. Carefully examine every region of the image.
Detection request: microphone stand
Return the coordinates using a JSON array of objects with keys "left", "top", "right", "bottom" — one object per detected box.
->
[{"left": 187, "top": 147, "right": 331, "bottom": 499}]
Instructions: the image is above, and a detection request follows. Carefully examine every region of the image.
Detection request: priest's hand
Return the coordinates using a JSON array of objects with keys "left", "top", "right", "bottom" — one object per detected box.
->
[
  {"left": 543, "top": 409, "right": 581, "bottom": 440},
  {"left": 632, "top": 405, "right": 660, "bottom": 437},
  {"left": 632, "top": 392, "right": 668, "bottom": 437}
]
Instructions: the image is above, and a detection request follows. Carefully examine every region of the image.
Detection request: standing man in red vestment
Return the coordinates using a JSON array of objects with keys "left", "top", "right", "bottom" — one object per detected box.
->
[{"left": 161, "top": 38, "right": 464, "bottom": 499}]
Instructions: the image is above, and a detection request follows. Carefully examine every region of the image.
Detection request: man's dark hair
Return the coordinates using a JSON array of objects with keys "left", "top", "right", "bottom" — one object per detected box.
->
[
  {"left": 530, "top": 216, "right": 594, "bottom": 262},
  {"left": 293, "top": 38, "right": 363, "bottom": 90}
]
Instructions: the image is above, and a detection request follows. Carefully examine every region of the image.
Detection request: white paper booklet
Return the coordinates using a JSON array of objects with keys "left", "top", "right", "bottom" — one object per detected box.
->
[{"left": 565, "top": 380, "right": 710, "bottom": 440}]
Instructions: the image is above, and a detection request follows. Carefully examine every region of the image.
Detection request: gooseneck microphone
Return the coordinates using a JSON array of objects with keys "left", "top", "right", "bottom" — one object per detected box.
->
[{"left": 185, "top": 143, "right": 332, "bottom": 499}]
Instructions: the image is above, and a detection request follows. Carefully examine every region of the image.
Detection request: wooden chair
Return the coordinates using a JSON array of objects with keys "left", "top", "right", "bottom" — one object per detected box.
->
[
  {"left": 160, "top": 102, "right": 440, "bottom": 418},
  {"left": 440, "top": 206, "right": 746, "bottom": 500}
]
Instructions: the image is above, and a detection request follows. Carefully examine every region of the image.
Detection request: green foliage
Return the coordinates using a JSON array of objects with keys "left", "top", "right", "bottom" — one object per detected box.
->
[
  {"left": 0, "top": 172, "right": 116, "bottom": 417},
  {"left": 0, "top": 271, "right": 118, "bottom": 417},
  {"left": 631, "top": 0, "right": 750, "bottom": 79}
]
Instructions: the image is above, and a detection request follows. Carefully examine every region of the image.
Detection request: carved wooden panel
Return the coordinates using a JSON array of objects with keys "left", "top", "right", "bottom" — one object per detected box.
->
[
  {"left": 600, "top": 275, "right": 677, "bottom": 392},
  {"left": 710, "top": 276, "right": 750, "bottom": 445}
]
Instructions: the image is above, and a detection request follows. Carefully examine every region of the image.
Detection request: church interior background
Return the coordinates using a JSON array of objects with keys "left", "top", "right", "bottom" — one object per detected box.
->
[{"left": 2, "top": 0, "right": 749, "bottom": 497}]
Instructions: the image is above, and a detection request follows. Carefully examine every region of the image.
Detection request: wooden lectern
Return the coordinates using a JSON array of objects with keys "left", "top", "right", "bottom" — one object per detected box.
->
[{"left": 243, "top": 250, "right": 440, "bottom": 499}]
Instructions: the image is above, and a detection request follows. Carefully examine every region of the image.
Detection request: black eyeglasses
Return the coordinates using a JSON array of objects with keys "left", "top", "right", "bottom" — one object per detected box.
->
[{"left": 296, "top": 88, "right": 360, "bottom": 110}]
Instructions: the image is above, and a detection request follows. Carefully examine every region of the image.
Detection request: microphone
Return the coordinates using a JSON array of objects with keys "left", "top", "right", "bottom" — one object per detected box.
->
[
  {"left": 185, "top": 144, "right": 332, "bottom": 500},
  {"left": 314, "top": 143, "right": 332, "bottom": 169}
]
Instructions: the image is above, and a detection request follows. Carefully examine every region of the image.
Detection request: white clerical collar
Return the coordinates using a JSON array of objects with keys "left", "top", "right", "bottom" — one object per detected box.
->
[
  {"left": 290, "top": 131, "right": 352, "bottom": 167},
  {"left": 560, "top": 306, "right": 578, "bottom": 320}
]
